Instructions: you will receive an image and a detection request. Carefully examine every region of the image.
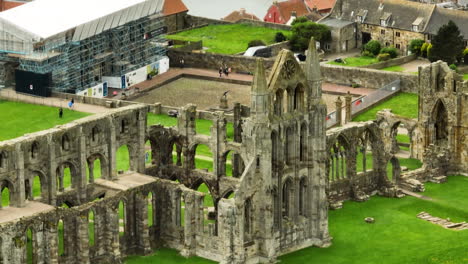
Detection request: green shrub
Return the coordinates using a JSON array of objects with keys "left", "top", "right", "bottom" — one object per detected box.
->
[
  {"left": 463, "top": 48, "right": 468, "bottom": 65},
  {"left": 275, "top": 32, "right": 287, "bottom": 42},
  {"left": 421, "top": 43, "right": 429, "bottom": 58},
  {"left": 361, "top": 50, "right": 375, "bottom": 58},
  {"left": 364, "top": 40, "right": 381, "bottom": 56},
  {"left": 427, "top": 43, "right": 433, "bottom": 58},
  {"left": 449, "top": 64, "right": 458, "bottom": 71},
  {"left": 380, "top": 47, "right": 398, "bottom": 58},
  {"left": 248, "top": 39, "right": 266, "bottom": 48},
  {"left": 290, "top": 18, "right": 331, "bottom": 51},
  {"left": 409, "top": 39, "right": 425, "bottom": 56},
  {"left": 377, "top": 53, "right": 391, "bottom": 62}
]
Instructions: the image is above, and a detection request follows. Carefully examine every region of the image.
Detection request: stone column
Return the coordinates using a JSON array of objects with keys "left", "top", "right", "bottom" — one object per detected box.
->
[
  {"left": 78, "top": 127, "right": 87, "bottom": 202},
  {"left": 14, "top": 144, "right": 25, "bottom": 207},
  {"left": 136, "top": 109, "right": 147, "bottom": 173},
  {"left": 48, "top": 135, "right": 57, "bottom": 205},
  {"left": 135, "top": 193, "right": 152, "bottom": 255},
  {"left": 180, "top": 192, "right": 196, "bottom": 257},
  {"left": 76, "top": 214, "right": 90, "bottom": 264},
  {"left": 44, "top": 221, "right": 59, "bottom": 264},
  {"left": 335, "top": 97, "right": 342, "bottom": 126},
  {"left": 107, "top": 117, "right": 117, "bottom": 180},
  {"left": 345, "top": 91, "right": 352, "bottom": 124},
  {"left": 106, "top": 207, "right": 121, "bottom": 261}
]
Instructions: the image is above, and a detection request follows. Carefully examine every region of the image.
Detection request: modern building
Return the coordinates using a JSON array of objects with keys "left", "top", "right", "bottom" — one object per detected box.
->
[{"left": 0, "top": 0, "right": 169, "bottom": 97}]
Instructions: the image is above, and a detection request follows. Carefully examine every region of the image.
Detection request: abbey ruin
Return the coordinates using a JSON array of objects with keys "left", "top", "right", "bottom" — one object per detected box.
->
[{"left": 0, "top": 38, "right": 466, "bottom": 264}]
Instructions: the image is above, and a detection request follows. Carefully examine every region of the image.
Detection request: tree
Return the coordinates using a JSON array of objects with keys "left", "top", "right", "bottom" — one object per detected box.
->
[
  {"left": 275, "top": 32, "right": 287, "bottom": 42},
  {"left": 428, "top": 20, "right": 464, "bottom": 64},
  {"left": 409, "top": 39, "right": 425, "bottom": 56},
  {"left": 363, "top": 40, "right": 381, "bottom": 56},
  {"left": 290, "top": 17, "right": 331, "bottom": 51}
]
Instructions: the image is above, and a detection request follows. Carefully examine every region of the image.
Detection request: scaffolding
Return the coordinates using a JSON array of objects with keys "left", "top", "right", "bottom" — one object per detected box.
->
[{"left": 14, "top": 16, "right": 166, "bottom": 93}]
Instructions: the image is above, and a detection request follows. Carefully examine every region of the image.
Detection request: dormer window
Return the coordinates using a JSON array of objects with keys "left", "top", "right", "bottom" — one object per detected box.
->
[
  {"left": 357, "top": 16, "right": 362, "bottom": 23},
  {"left": 356, "top": 10, "right": 368, "bottom": 23},
  {"left": 412, "top": 17, "right": 424, "bottom": 32},
  {"left": 380, "top": 13, "right": 392, "bottom": 27}
]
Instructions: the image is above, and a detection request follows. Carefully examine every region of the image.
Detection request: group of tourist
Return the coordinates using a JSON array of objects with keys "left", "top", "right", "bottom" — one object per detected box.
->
[{"left": 219, "top": 66, "right": 231, "bottom": 78}]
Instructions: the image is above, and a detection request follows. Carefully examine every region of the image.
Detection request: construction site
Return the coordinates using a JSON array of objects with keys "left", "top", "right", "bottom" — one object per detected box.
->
[{"left": 0, "top": 0, "right": 168, "bottom": 97}]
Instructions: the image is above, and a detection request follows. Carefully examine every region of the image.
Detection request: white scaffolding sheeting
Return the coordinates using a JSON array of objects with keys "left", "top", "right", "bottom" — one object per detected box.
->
[{"left": 0, "top": 0, "right": 162, "bottom": 40}]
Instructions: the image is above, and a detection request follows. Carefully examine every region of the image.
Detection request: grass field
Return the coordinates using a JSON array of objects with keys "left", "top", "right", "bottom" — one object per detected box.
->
[
  {"left": 381, "top": 65, "right": 405, "bottom": 72},
  {"left": 464, "top": 73, "right": 468, "bottom": 80},
  {"left": 166, "top": 24, "right": 291, "bottom": 54},
  {"left": 328, "top": 56, "right": 378, "bottom": 67},
  {"left": 352, "top": 93, "right": 419, "bottom": 122}
]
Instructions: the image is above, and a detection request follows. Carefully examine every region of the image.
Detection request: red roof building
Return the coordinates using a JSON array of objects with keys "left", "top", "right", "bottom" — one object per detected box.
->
[
  {"left": 264, "top": 0, "right": 311, "bottom": 24},
  {"left": 223, "top": 8, "right": 260, "bottom": 22},
  {"left": 0, "top": 0, "right": 27, "bottom": 12},
  {"left": 304, "top": 0, "right": 336, "bottom": 14},
  {"left": 163, "top": 0, "right": 188, "bottom": 16},
  {"left": 163, "top": 0, "right": 189, "bottom": 33}
]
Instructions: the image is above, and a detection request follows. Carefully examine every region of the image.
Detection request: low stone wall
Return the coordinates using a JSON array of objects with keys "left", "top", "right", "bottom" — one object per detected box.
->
[
  {"left": 185, "top": 15, "right": 231, "bottom": 28},
  {"left": 171, "top": 40, "right": 203, "bottom": 52},
  {"left": 360, "top": 54, "right": 417, "bottom": 70},
  {"left": 236, "top": 18, "right": 292, "bottom": 30},
  {"left": 167, "top": 49, "right": 275, "bottom": 74},
  {"left": 321, "top": 64, "right": 418, "bottom": 93}
]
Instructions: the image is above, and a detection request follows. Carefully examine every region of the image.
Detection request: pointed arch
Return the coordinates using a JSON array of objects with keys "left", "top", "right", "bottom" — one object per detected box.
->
[
  {"left": 282, "top": 178, "right": 293, "bottom": 218},
  {"left": 294, "top": 83, "right": 306, "bottom": 111},
  {"left": 58, "top": 219, "right": 65, "bottom": 256},
  {"left": 88, "top": 210, "right": 95, "bottom": 247},
  {"left": 0, "top": 180, "right": 14, "bottom": 208},
  {"left": 432, "top": 99, "right": 448, "bottom": 144},
  {"left": 387, "top": 156, "right": 401, "bottom": 183}
]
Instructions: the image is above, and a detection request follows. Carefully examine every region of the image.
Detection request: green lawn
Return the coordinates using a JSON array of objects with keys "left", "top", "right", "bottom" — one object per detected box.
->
[
  {"left": 126, "top": 248, "right": 216, "bottom": 264},
  {"left": 166, "top": 24, "right": 291, "bottom": 54},
  {"left": 280, "top": 175, "right": 468, "bottom": 264},
  {"left": 381, "top": 65, "right": 405, "bottom": 72},
  {"left": 463, "top": 73, "right": 468, "bottom": 80},
  {"left": 353, "top": 92, "right": 419, "bottom": 122},
  {"left": 328, "top": 56, "right": 378, "bottom": 67},
  {"left": 0, "top": 100, "right": 90, "bottom": 141}
]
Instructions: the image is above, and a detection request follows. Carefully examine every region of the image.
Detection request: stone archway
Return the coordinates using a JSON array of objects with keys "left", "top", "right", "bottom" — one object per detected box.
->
[{"left": 432, "top": 100, "right": 448, "bottom": 145}]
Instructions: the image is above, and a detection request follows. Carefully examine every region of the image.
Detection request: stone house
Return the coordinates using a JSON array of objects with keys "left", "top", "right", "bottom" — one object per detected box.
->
[
  {"left": 264, "top": 0, "right": 312, "bottom": 24},
  {"left": 222, "top": 8, "right": 260, "bottom": 22},
  {"left": 320, "top": 0, "right": 468, "bottom": 54}
]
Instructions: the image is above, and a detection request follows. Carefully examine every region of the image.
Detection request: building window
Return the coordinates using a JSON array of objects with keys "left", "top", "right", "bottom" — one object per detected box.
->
[
  {"left": 325, "top": 43, "right": 331, "bottom": 50},
  {"left": 396, "top": 32, "right": 400, "bottom": 37},
  {"left": 386, "top": 42, "right": 390, "bottom": 46},
  {"left": 396, "top": 44, "right": 401, "bottom": 49},
  {"left": 381, "top": 29, "right": 385, "bottom": 35},
  {"left": 380, "top": 19, "right": 386, "bottom": 27},
  {"left": 357, "top": 16, "right": 362, "bottom": 23},
  {"left": 412, "top": 25, "right": 418, "bottom": 32}
]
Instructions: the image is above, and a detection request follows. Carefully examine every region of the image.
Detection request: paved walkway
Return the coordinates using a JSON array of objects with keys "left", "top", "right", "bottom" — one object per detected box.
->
[
  {"left": 0, "top": 88, "right": 109, "bottom": 114},
  {"left": 397, "top": 59, "right": 430, "bottom": 73}
]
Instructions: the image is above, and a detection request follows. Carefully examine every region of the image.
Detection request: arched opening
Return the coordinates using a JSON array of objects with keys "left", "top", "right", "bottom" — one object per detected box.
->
[
  {"left": 285, "top": 127, "right": 294, "bottom": 166},
  {"left": 328, "top": 136, "right": 348, "bottom": 181},
  {"left": 145, "top": 140, "right": 152, "bottom": 165},
  {"left": 223, "top": 190, "right": 235, "bottom": 199},
  {"left": 300, "top": 123, "right": 307, "bottom": 162},
  {"left": 31, "top": 142, "right": 39, "bottom": 160},
  {"left": 147, "top": 192, "right": 154, "bottom": 227},
  {"left": 61, "top": 134, "right": 70, "bottom": 151},
  {"left": 221, "top": 150, "right": 245, "bottom": 177},
  {"left": 56, "top": 164, "right": 73, "bottom": 192},
  {"left": 194, "top": 144, "right": 213, "bottom": 172},
  {"left": 432, "top": 101, "right": 448, "bottom": 144},
  {"left": 1, "top": 181, "right": 11, "bottom": 208},
  {"left": 387, "top": 157, "right": 401, "bottom": 182},
  {"left": 196, "top": 183, "right": 215, "bottom": 227},
  {"left": 282, "top": 179, "right": 293, "bottom": 219},
  {"left": 32, "top": 174, "right": 42, "bottom": 200},
  {"left": 91, "top": 125, "right": 100, "bottom": 143},
  {"left": 0, "top": 151, "right": 6, "bottom": 169},
  {"left": 24, "top": 179, "right": 31, "bottom": 201},
  {"left": 299, "top": 178, "right": 307, "bottom": 216},
  {"left": 244, "top": 198, "right": 252, "bottom": 236},
  {"left": 87, "top": 154, "right": 107, "bottom": 183},
  {"left": 294, "top": 84, "right": 305, "bottom": 111},
  {"left": 356, "top": 130, "right": 375, "bottom": 173},
  {"left": 172, "top": 142, "right": 184, "bottom": 167},
  {"left": 58, "top": 220, "right": 65, "bottom": 256},
  {"left": 89, "top": 210, "right": 95, "bottom": 247},
  {"left": 177, "top": 192, "right": 185, "bottom": 227},
  {"left": 26, "top": 228, "right": 33, "bottom": 264},
  {"left": 118, "top": 200, "right": 126, "bottom": 237},
  {"left": 274, "top": 89, "right": 284, "bottom": 116},
  {"left": 120, "top": 119, "right": 129, "bottom": 134},
  {"left": 116, "top": 145, "right": 130, "bottom": 172}
]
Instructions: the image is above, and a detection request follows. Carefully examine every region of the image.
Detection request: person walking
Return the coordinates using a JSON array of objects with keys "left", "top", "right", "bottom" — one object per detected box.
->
[
  {"left": 219, "top": 67, "right": 223, "bottom": 78},
  {"left": 59, "top": 107, "right": 63, "bottom": 118},
  {"left": 224, "top": 66, "right": 229, "bottom": 77},
  {"left": 180, "top": 58, "right": 185, "bottom": 69}
]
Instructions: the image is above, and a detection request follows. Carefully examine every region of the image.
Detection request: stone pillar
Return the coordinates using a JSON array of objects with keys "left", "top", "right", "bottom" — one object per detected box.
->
[
  {"left": 14, "top": 144, "right": 25, "bottom": 207},
  {"left": 78, "top": 127, "right": 87, "bottom": 202},
  {"left": 135, "top": 193, "right": 152, "bottom": 255},
  {"left": 212, "top": 111, "right": 225, "bottom": 177},
  {"left": 180, "top": 192, "right": 196, "bottom": 257},
  {"left": 107, "top": 117, "right": 117, "bottom": 180},
  {"left": 106, "top": 207, "right": 121, "bottom": 261},
  {"left": 48, "top": 135, "right": 57, "bottom": 205},
  {"left": 136, "top": 109, "right": 147, "bottom": 173},
  {"left": 345, "top": 91, "right": 352, "bottom": 124},
  {"left": 233, "top": 103, "right": 242, "bottom": 143},
  {"left": 335, "top": 97, "right": 342, "bottom": 126},
  {"left": 76, "top": 214, "right": 90, "bottom": 264},
  {"left": 44, "top": 221, "right": 59, "bottom": 264}
]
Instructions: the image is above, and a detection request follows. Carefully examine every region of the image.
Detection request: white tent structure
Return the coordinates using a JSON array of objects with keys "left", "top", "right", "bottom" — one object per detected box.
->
[{"left": 0, "top": 0, "right": 168, "bottom": 96}]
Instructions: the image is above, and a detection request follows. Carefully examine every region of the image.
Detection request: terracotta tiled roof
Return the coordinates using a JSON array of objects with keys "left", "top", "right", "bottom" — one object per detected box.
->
[
  {"left": 223, "top": 9, "right": 260, "bottom": 22},
  {"left": 2, "top": 1, "right": 25, "bottom": 11},
  {"left": 277, "top": 0, "right": 310, "bottom": 22},
  {"left": 163, "top": 0, "right": 188, "bottom": 16},
  {"left": 304, "top": 0, "right": 336, "bottom": 12}
]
